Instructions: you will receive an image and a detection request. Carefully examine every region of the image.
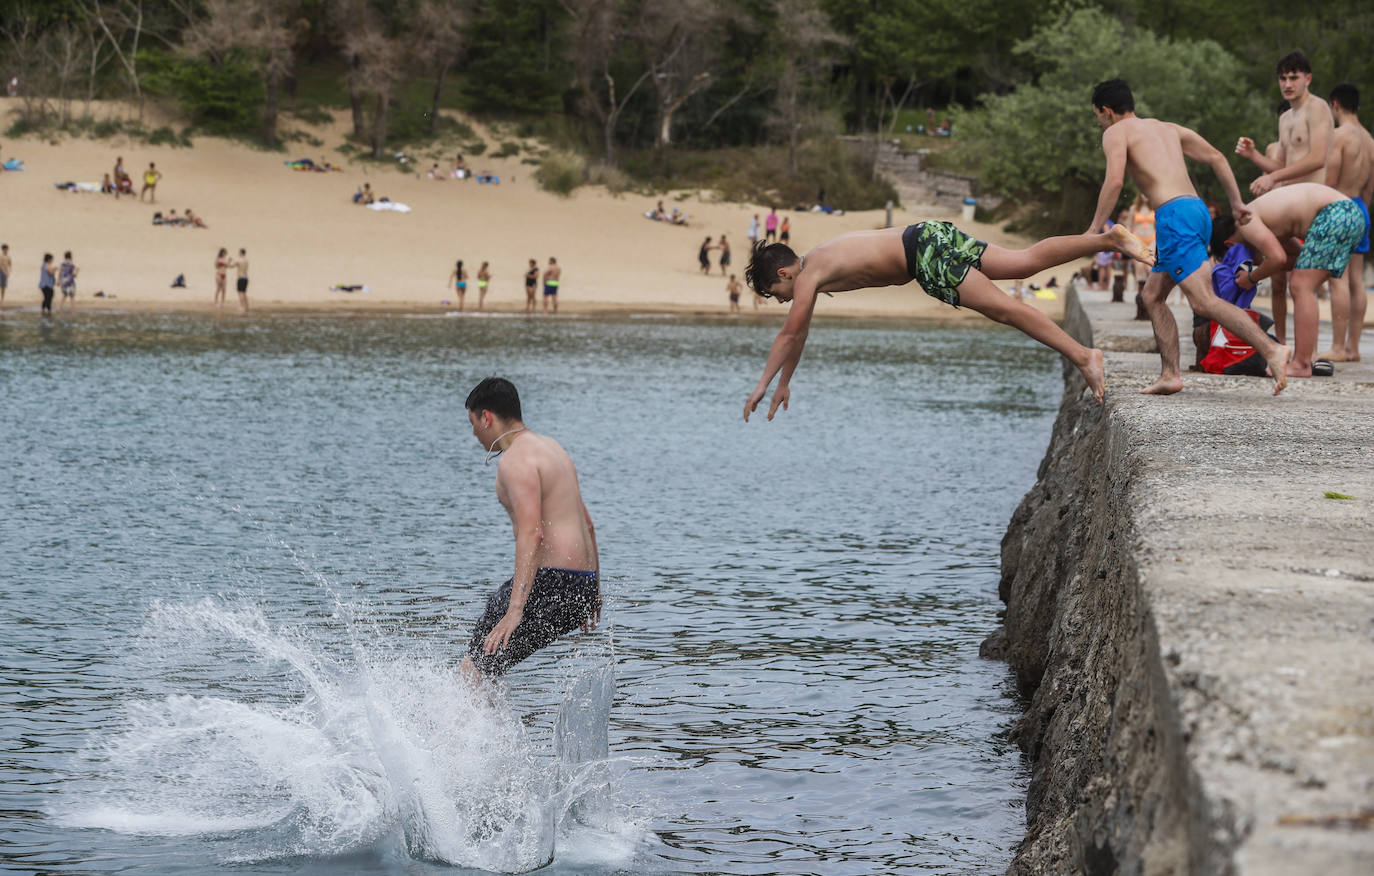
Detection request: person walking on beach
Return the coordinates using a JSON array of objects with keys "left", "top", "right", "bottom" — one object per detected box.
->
[
  {"left": 747, "top": 214, "right": 760, "bottom": 249},
  {"left": 698, "top": 237, "right": 714, "bottom": 275},
  {"left": 727, "top": 274, "right": 742, "bottom": 314},
  {"left": 38, "top": 253, "right": 56, "bottom": 317},
  {"left": 459, "top": 377, "right": 600, "bottom": 685},
  {"left": 232, "top": 248, "right": 249, "bottom": 314},
  {"left": 113, "top": 155, "right": 126, "bottom": 199},
  {"left": 214, "top": 248, "right": 230, "bottom": 311},
  {"left": 542, "top": 257, "right": 561, "bottom": 314},
  {"left": 448, "top": 260, "right": 468, "bottom": 311},
  {"left": 779, "top": 215, "right": 791, "bottom": 245},
  {"left": 1318, "top": 83, "right": 1374, "bottom": 362},
  {"left": 764, "top": 208, "right": 779, "bottom": 242},
  {"left": 140, "top": 162, "right": 162, "bottom": 203},
  {"left": 1088, "top": 78, "right": 1292, "bottom": 395},
  {"left": 0, "top": 243, "right": 10, "bottom": 308},
  {"left": 477, "top": 261, "right": 491, "bottom": 311},
  {"left": 524, "top": 258, "right": 539, "bottom": 314},
  {"left": 718, "top": 234, "right": 731, "bottom": 276},
  {"left": 58, "top": 251, "right": 78, "bottom": 314},
  {"left": 742, "top": 217, "right": 1155, "bottom": 420}
]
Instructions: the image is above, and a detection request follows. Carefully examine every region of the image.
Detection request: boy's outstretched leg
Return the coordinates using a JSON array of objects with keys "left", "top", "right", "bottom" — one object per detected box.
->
[
  {"left": 980, "top": 224, "right": 1153, "bottom": 280},
  {"left": 1180, "top": 270, "right": 1291, "bottom": 395},
  {"left": 956, "top": 270, "right": 1106, "bottom": 403}
]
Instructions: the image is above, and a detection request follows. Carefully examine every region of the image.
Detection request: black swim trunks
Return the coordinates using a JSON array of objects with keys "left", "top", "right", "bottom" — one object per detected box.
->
[
  {"left": 236, "top": 277, "right": 249, "bottom": 293},
  {"left": 901, "top": 221, "right": 988, "bottom": 307},
  {"left": 466, "top": 567, "right": 600, "bottom": 676}
]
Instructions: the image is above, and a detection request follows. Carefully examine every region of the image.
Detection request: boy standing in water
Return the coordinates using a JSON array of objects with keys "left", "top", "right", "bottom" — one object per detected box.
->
[
  {"left": 460, "top": 378, "right": 601, "bottom": 684},
  {"left": 1088, "top": 78, "right": 1292, "bottom": 395},
  {"left": 742, "top": 219, "right": 1154, "bottom": 420}
]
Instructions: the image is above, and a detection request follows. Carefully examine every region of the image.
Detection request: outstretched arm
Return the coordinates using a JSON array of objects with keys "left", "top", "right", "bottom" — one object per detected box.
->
[
  {"left": 744, "top": 280, "right": 819, "bottom": 421},
  {"left": 484, "top": 461, "right": 543, "bottom": 655},
  {"left": 1087, "top": 126, "right": 1128, "bottom": 233},
  {"left": 1236, "top": 136, "right": 1282, "bottom": 174},
  {"left": 1177, "top": 124, "right": 1251, "bottom": 223}
]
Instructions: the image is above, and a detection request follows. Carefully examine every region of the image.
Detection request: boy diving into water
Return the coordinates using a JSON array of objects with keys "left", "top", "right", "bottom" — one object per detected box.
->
[{"left": 741, "top": 221, "right": 1154, "bottom": 420}]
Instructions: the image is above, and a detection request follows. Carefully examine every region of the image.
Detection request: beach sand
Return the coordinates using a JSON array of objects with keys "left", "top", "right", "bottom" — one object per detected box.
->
[{"left": 0, "top": 99, "right": 1161, "bottom": 322}]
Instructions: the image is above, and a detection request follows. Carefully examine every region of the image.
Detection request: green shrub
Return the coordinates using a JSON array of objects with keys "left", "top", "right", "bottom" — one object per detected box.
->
[
  {"left": 464, "top": 140, "right": 487, "bottom": 156},
  {"left": 586, "top": 163, "right": 631, "bottom": 195},
  {"left": 535, "top": 150, "right": 586, "bottom": 197},
  {"left": 493, "top": 140, "right": 521, "bottom": 158},
  {"left": 291, "top": 104, "right": 334, "bottom": 126},
  {"left": 147, "top": 126, "right": 180, "bottom": 146},
  {"left": 142, "top": 49, "right": 264, "bottom": 137}
]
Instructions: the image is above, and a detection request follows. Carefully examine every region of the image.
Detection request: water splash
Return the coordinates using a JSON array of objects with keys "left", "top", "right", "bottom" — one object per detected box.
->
[{"left": 55, "top": 597, "right": 643, "bottom": 874}]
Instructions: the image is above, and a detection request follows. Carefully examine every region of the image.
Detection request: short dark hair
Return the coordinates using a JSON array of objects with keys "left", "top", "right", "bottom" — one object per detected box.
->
[
  {"left": 1210, "top": 215, "right": 1238, "bottom": 260},
  {"left": 1277, "top": 51, "right": 1311, "bottom": 75},
  {"left": 1092, "top": 79, "right": 1134, "bottom": 113},
  {"left": 63, "top": 250, "right": 72, "bottom": 259},
  {"left": 1330, "top": 83, "right": 1360, "bottom": 112},
  {"left": 466, "top": 377, "right": 522, "bottom": 421},
  {"left": 744, "top": 242, "right": 797, "bottom": 296}
]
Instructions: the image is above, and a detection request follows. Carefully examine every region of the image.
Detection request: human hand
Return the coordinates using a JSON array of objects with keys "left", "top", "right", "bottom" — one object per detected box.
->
[
  {"left": 744, "top": 385, "right": 766, "bottom": 421},
  {"left": 1234, "top": 267, "right": 1254, "bottom": 291},
  {"left": 581, "top": 592, "right": 601, "bottom": 634},
  {"left": 1235, "top": 136, "right": 1256, "bottom": 159},
  {"left": 1232, "top": 203, "right": 1253, "bottom": 226},
  {"left": 483, "top": 608, "right": 524, "bottom": 654},
  {"left": 767, "top": 385, "right": 790, "bottom": 420},
  {"left": 1250, "top": 174, "right": 1276, "bottom": 196}
]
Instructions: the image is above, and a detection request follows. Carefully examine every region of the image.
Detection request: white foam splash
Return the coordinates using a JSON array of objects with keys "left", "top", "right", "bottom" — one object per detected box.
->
[{"left": 55, "top": 597, "right": 645, "bottom": 874}]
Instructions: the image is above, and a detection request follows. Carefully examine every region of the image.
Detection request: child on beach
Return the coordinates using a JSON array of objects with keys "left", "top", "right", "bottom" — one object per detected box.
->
[
  {"left": 727, "top": 274, "right": 742, "bottom": 313},
  {"left": 741, "top": 221, "right": 1154, "bottom": 421},
  {"left": 477, "top": 261, "right": 491, "bottom": 310},
  {"left": 58, "top": 251, "right": 78, "bottom": 313}
]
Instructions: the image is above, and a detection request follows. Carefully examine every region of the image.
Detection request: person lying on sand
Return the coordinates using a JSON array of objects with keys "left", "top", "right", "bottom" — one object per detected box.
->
[{"left": 742, "top": 221, "right": 1155, "bottom": 421}]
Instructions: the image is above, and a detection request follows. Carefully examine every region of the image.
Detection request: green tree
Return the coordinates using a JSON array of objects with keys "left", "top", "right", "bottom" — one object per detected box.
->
[{"left": 959, "top": 8, "right": 1269, "bottom": 231}]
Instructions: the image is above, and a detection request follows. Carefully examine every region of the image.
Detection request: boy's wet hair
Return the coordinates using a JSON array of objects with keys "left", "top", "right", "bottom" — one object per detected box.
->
[
  {"left": 1277, "top": 50, "right": 1311, "bottom": 75},
  {"left": 744, "top": 242, "right": 798, "bottom": 296},
  {"left": 1091, "top": 79, "right": 1134, "bottom": 114},
  {"left": 466, "top": 377, "right": 522, "bottom": 422},
  {"left": 1210, "top": 215, "right": 1238, "bottom": 261},
  {"left": 1330, "top": 83, "right": 1359, "bottom": 112}
]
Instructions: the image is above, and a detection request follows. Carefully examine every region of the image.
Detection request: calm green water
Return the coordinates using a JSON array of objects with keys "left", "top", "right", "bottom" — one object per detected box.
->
[{"left": 0, "top": 311, "right": 1060, "bottom": 875}]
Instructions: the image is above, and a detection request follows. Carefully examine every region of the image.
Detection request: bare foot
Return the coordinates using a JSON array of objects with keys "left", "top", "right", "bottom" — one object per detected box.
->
[
  {"left": 1350, "top": 351, "right": 1362, "bottom": 362},
  {"left": 1140, "top": 374, "right": 1184, "bottom": 395},
  {"left": 1284, "top": 360, "right": 1312, "bottom": 378},
  {"left": 1267, "top": 346, "right": 1292, "bottom": 395},
  {"left": 1078, "top": 348, "right": 1106, "bottom": 404},
  {"left": 1316, "top": 348, "right": 1349, "bottom": 363},
  {"left": 1109, "top": 223, "right": 1155, "bottom": 267}
]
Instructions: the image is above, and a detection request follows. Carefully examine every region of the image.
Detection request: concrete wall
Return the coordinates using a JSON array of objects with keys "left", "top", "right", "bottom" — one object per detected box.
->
[{"left": 983, "top": 285, "right": 1374, "bottom": 875}]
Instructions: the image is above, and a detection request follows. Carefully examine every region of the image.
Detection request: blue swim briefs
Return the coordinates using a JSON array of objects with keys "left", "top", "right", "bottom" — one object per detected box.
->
[
  {"left": 1151, "top": 195, "right": 1211, "bottom": 282},
  {"left": 1352, "top": 196, "right": 1370, "bottom": 255}
]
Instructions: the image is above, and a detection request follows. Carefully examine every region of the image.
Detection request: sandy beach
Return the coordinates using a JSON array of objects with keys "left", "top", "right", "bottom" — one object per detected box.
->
[{"left": 0, "top": 99, "right": 1097, "bottom": 322}]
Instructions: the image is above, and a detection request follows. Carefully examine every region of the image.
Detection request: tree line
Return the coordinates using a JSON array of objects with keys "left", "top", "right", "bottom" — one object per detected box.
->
[{"left": 3, "top": 0, "right": 1369, "bottom": 210}]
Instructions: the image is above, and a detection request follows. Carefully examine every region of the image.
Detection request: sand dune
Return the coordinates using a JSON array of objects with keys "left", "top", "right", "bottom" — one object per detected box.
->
[{"left": 0, "top": 100, "right": 1077, "bottom": 320}]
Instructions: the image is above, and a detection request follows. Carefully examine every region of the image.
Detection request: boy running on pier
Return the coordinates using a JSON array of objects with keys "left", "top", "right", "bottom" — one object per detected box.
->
[
  {"left": 741, "top": 221, "right": 1153, "bottom": 420},
  {"left": 1088, "top": 78, "right": 1292, "bottom": 395}
]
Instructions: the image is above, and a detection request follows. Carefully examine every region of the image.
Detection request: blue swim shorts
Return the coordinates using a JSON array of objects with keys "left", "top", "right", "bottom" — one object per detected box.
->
[
  {"left": 1295, "top": 198, "right": 1366, "bottom": 278},
  {"left": 1351, "top": 196, "right": 1370, "bottom": 255},
  {"left": 1151, "top": 195, "right": 1211, "bottom": 281}
]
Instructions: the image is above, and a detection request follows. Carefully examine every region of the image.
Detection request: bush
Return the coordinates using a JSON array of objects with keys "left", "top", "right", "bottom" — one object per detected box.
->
[
  {"left": 493, "top": 140, "right": 521, "bottom": 158},
  {"left": 147, "top": 126, "right": 180, "bottom": 146},
  {"left": 291, "top": 104, "right": 334, "bottom": 126},
  {"left": 142, "top": 49, "right": 264, "bottom": 137},
  {"left": 535, "top": 150, "right": 586, "bottom": 197},
  {"left": 464, "top": 140, "right": 487, "bottom": 156},
  {"left": 586, "top": 163, "right": 631, "bottom": 196}
]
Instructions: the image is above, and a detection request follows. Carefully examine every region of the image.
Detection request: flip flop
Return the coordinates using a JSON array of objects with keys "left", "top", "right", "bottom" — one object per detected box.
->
[{"left": 1312, "top": 359, "right": 1335, "bottom": 377}]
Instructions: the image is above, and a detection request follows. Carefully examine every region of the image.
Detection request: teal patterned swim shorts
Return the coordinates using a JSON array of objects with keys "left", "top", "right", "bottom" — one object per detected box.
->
[
  {"left": 1295, "top": 198, "right": 1367, "bottom": 278},
  {"left": 902, "top": 221, "right": 988, "bottom": 306}
]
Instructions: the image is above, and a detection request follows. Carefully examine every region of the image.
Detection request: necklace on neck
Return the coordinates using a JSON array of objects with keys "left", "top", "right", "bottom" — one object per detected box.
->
[{"left": 485, "top": 427, "right": 527, "bottom": 466}]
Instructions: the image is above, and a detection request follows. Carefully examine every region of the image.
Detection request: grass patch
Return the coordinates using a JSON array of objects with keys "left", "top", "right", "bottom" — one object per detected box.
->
[
  {"left": 492, "top": 140, "right": 521, "bottom": 159},
  {"left": 535, "top": 150, "right": 586, "bottom": 197}
]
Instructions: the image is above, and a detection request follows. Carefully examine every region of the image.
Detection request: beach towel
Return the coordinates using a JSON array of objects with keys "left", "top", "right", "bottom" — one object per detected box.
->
[
  {"left": 366, "top": 201, "right": 411, "bottom": 213},
  {"left": 329, "top": 284, "right": 370, "bottom": 293},
  {"left": 2, "top": 158, "right": 25, "bottom": 171}
]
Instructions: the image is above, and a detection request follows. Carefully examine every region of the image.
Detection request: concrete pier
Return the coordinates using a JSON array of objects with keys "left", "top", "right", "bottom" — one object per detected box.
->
[{"left": 985, "top": 285, "right": 1374, "bottom": 874}]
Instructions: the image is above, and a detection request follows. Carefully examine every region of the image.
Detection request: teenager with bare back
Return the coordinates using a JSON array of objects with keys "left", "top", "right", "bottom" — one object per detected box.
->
[
  {"left": 1319, "top": 83, "right": 1374, "bottom": 362},
  {"left": 1088, "top": 78, "right": 1292, "bottom": 396},
  {"left": 741, "top": 220, "right": 1154, "bottom": 421}
]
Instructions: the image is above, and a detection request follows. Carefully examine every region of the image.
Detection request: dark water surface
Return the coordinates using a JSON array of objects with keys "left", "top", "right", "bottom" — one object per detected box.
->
[{"left": 0, "top": 312, "right": 1060, "bottom": 875}]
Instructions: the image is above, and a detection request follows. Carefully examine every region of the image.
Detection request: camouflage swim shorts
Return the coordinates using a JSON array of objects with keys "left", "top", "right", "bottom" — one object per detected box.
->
[{"left": 902, "top": 221, "right": 988, "bottom": 306}]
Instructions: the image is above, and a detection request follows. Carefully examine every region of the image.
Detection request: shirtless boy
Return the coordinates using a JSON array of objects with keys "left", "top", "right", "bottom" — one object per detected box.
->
[
  {"left": 727, "top": 274, "right": 742, "bottom": 314},
  {"left": 1232, "top": 183, "right": 1368, "bottom": 377},
  {"left": 1236, "top": 52, "right": 1334, "bottom": 345},
  {"left": 1319, "top": 83, "right": 1374, "bottom": 362},
  {"left": 542, "top": 257, "right": 561, "bottom": 314},
  {"left": 1088, "top": 78, "right": 1291, "bottom": 395},
  {"left": 741, "top": 220, "right": 1153, "bottom": 420},
  {"left": 233, "top": 248, "right": 249, "bottom": 314},
  {"left": 460, "top": 378, "right": 600, "bottom": 684}
]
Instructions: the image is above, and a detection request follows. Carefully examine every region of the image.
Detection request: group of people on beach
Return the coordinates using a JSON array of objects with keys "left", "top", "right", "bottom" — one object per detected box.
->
[
  {"left": 446, "top": 257, "right": 563, "bottom": 314},
  {"left": 0, "top": 245, "right": 80, "bottom": 316}
]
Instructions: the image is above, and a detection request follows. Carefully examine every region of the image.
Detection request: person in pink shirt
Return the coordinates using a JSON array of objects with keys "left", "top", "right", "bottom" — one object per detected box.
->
[{"left": 764, "top": 208, "right": 779, "bottom": 242}]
